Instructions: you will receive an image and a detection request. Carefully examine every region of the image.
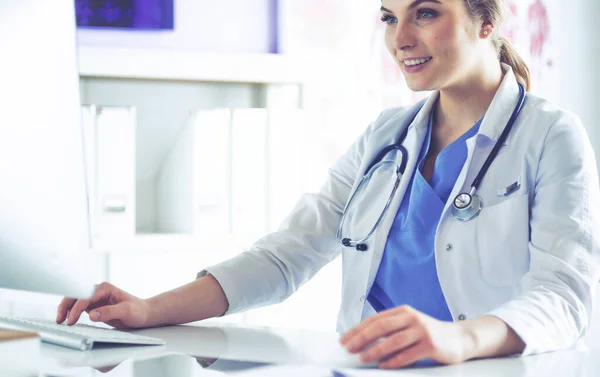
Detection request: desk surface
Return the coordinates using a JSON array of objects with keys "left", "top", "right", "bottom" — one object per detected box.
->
[{"left": 18, "top": 321, "right": 600, "bottom": 376}]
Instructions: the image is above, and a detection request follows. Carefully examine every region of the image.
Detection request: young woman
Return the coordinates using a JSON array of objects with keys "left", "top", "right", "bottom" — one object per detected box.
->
[{"left": 57, "top": 0, "right": 600, "bottom": 369}]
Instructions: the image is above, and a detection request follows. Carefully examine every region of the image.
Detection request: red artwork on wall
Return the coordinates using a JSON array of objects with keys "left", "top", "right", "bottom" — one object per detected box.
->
[
  {"left": 528, "top": 0, "right": 550, "bottom": 58},
  {"left": 503, "top": 1, "right": 519, "bottom": 43}
]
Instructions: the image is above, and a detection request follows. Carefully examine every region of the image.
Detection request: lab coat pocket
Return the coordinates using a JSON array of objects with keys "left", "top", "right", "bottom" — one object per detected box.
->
[{"left": 476, "top": 193, "right": 530, "bottom": 287}]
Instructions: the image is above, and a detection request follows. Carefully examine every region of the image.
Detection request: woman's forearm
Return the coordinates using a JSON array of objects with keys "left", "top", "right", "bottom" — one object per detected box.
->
[
  {"left": 145, "top": 274, "right": 229, "bottom": 327},
  {"left": 459, "top": 315, "right": 526, "bottom": 360}
]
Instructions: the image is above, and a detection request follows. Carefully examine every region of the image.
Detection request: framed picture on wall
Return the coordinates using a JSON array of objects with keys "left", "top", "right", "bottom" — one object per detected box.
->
[{"left": 75, "top": 0, "right": 174, "bottom": 30}]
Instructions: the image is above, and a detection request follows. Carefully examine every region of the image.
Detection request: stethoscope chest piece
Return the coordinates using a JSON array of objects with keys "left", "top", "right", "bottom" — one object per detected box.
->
[{"left": 452, "top": 192, "right": 483, "bottom": 221}]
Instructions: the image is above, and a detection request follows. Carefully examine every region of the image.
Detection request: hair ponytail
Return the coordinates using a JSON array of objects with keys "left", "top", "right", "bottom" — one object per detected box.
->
[
  {"left": 464, "top": 1, "right": 532, "bottom": 91},
  {"left": 499, "top": 37, "right": 531, "bottom": 91}
]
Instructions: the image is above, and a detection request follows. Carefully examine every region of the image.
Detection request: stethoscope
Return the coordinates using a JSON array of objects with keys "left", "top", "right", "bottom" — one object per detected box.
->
[
  {"left": 451, "top": 83, "right": 526, "bottom": 221},
  {"left": 337, "top": 83, "right": 526, "bottom": 251}
]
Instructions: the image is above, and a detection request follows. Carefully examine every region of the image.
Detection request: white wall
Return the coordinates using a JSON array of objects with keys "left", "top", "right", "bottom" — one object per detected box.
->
[
  {"left": 551, "top": 1, "right": 600, "bottom": 165},
  {"left": 551, "top": 0, "right": 600, "bottom": 347}
]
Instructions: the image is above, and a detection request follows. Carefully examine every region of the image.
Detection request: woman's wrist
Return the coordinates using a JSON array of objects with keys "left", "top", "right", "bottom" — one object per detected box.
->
[
  {"left": 456, "top": 315, "right": 526, "bottom": 360},
  {"left": 144, "top": 295, "right": 166, "bottom": 327},
  {"left": 456, "top": 319, "right": 479, "bottom": 361}
]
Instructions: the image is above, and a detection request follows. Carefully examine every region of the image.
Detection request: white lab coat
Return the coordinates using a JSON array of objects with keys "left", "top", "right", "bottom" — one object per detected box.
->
[{"left": 199, "top": 65, "right": 600, "bottom": 356}]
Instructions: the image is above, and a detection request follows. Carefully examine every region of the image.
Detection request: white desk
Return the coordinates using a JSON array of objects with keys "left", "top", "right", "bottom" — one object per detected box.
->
[{"left": 10, "top": 321, "right": 600, "bottom": 376}]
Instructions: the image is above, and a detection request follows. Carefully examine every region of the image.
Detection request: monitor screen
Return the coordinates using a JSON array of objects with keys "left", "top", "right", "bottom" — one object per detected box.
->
[
  {"left": 75, "top": 0, "right": 174, "bottom": 30},
  {"left": 0, "top": 0, "right": 96, "bottom": 299}
]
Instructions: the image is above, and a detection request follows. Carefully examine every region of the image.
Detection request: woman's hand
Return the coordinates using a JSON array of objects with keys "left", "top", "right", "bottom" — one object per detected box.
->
[
  {"left": 340, "top": 305, "right": 474, "bottom": 369},
  {"left": 56, "top": 282, "right": 155, "bottom": 329}
]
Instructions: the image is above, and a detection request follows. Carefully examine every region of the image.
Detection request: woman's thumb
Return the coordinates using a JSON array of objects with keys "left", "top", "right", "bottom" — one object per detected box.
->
[{"left": 90, "top": 303, "right": 126, "bottom": 322}]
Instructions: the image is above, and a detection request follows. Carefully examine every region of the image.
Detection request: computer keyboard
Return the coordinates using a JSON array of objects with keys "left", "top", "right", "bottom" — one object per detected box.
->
[{"left": 0, "top": 316, "right": 165, "bottom": 351}]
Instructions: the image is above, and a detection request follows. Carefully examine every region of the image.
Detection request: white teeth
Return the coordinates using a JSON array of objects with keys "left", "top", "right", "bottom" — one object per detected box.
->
[{"left": 404, "top": 57, "right": 431, "bottom": 66}]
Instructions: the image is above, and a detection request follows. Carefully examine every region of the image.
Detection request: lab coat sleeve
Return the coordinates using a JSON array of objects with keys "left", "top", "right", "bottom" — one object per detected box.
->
[
  {"left": 487, "top": 112, "right": 600, "bottom": 355},
  {"left": 197, "top": 109, "right": 403, "bottom": 315}
]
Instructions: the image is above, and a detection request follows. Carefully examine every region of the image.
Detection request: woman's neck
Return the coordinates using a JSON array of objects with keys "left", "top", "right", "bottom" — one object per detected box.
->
[{"left": 435, "top": 63, "right": 504, "bottom": 133}]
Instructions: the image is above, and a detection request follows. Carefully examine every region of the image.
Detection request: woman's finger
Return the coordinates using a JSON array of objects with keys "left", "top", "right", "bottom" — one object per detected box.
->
[
  {"left": 66, "top": 299, "right": 91, "bottom": 325},
  {"left": 340, "top": 312, "right": 389, "bottom": 344},
  {"left": 91, "top": 303, "right": 129, "bottom": 323},
  {"left": 344, "top": 311, "right": 414, "bottom": 352},
  {"left": 65, "top": 283, "right": 115, "bottom": 325},
  {"left": 56, "top": 297, "right": 77, "bottom": 323},
  {"left": 379, "top": 340, "right": 430, "bottom": 369},
  {"left": 340, "top": 306, "right": 414, "bottom": 345},
  {"left": 359, "top": 326, "right": 423, "bottom": 363}
]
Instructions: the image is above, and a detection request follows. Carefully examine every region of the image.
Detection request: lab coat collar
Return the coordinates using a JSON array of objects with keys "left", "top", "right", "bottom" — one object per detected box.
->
[
  {"left": 477, "top": 64, "right": 522, "bottom": 146},
  {"left": 408, "top": 63, "right": 522, "bottom": 146},
  {"left": 406, "top": 91, "right": 439, "bottom": 132}
]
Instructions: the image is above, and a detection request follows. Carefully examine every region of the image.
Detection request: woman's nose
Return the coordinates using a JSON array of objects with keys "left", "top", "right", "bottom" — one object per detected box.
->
[{"left": 393, "top": 22, "right": 415, "bottom": 51}]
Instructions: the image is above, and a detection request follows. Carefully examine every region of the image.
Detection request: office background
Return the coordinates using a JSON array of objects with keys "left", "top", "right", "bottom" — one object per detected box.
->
[{"left": 1, "top": 0, "right": 599, "bottom": 341}]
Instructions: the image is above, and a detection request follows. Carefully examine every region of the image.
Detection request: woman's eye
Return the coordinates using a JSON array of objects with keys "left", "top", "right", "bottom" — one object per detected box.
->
[
  {"left": 380, "top": 14, "right": 398, "bottom": 25},
  {"left": 416, "top": 9, "right": 437, "bottom": 19}
]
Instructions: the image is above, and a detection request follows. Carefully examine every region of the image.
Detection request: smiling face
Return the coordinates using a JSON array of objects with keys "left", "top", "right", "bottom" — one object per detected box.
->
[{"left": 381, "top": 0, "right": 488, "bottom": 92}]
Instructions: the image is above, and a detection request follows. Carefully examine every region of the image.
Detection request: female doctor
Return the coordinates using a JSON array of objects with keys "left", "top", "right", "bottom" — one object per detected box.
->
[{"left": 57, "top": 0, "right": 600, "bottom": 369}]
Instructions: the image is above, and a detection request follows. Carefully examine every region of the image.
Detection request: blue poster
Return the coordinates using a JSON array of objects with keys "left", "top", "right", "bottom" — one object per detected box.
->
[{"left": 75, "top": 0, "right": 174, "bottom": 30}]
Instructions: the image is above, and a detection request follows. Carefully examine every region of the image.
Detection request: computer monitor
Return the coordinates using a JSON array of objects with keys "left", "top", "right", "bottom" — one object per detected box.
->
[{"left": 0, "top": 0, "right": 96, "bottom": 299}]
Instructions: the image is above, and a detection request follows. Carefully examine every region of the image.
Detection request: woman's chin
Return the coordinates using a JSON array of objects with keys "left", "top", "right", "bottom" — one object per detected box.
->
[{"left": 405, "top": 81, "right": 434, "bottom": 92}]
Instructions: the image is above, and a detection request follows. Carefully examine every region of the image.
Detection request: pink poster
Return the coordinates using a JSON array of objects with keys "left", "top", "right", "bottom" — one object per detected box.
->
[{"left": 503, "top": 0, "right": 556, "bottom": 96}]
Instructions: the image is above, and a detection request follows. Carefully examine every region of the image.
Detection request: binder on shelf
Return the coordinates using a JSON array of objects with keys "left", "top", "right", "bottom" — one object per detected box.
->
[
  {"left": 192, "top": 109, "right": 231, "bottom": 236},
  {"left": 230, "top": 109, "right": 269, "bottom": 245},
  {"left": 156, "top": 109, "right": 231, "bottom": 236},
  {"left": 81, "top": 105, "right": 136, "bottom": 242}
]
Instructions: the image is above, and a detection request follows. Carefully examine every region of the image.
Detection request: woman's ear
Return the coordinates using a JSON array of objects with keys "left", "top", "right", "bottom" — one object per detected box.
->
[{"left": 480, "top": 21, "right": 495, "bottom": 38}]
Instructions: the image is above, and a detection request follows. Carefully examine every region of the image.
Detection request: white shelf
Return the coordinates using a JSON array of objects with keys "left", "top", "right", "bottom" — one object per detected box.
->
[
  {"left": 92, "top": 233, "right": 245, "bottom": 255},
  {"left": 77, "top": 46, "right": 310, "bottom": 84}
]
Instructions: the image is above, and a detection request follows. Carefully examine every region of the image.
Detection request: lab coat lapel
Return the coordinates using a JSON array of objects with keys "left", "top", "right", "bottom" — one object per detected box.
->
[
  {"left": 365, "top": 93, "right": 439, "bottom": 292},
  {"left": 477, "top": 64, "right": 522, "bottom": 146}
]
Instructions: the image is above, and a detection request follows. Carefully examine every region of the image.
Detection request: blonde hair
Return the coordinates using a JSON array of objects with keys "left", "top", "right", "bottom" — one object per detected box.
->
[{"left": 464, "top": 0, "right": 531, "bottom": 91}]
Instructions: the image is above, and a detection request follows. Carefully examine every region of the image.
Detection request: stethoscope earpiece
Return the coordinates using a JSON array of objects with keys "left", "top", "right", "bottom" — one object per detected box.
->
[{"left": 342, "top": 238, "right": 368, "bottom": 251}]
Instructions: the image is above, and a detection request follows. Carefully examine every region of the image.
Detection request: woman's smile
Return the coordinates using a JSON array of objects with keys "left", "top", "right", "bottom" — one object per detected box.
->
[{"left": 401, "top": 56, "right": 433, "bottom": 73}]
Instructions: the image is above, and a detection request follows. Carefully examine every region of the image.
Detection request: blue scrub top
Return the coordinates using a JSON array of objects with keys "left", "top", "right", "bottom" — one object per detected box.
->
[{"left": 367, "top": 110, "right": 482, "bottom": 321}]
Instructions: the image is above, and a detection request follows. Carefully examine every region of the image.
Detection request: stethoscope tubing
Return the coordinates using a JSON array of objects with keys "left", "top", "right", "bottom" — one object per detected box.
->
[
  {"left": 337, "top": 145, "right": 408, "bottom": 249},
  {"left": 469, "top": 84, "right": 526, "bottom": 191},
  {"left": 451, "top": 83, "right": 526, "bottom": 220}
]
